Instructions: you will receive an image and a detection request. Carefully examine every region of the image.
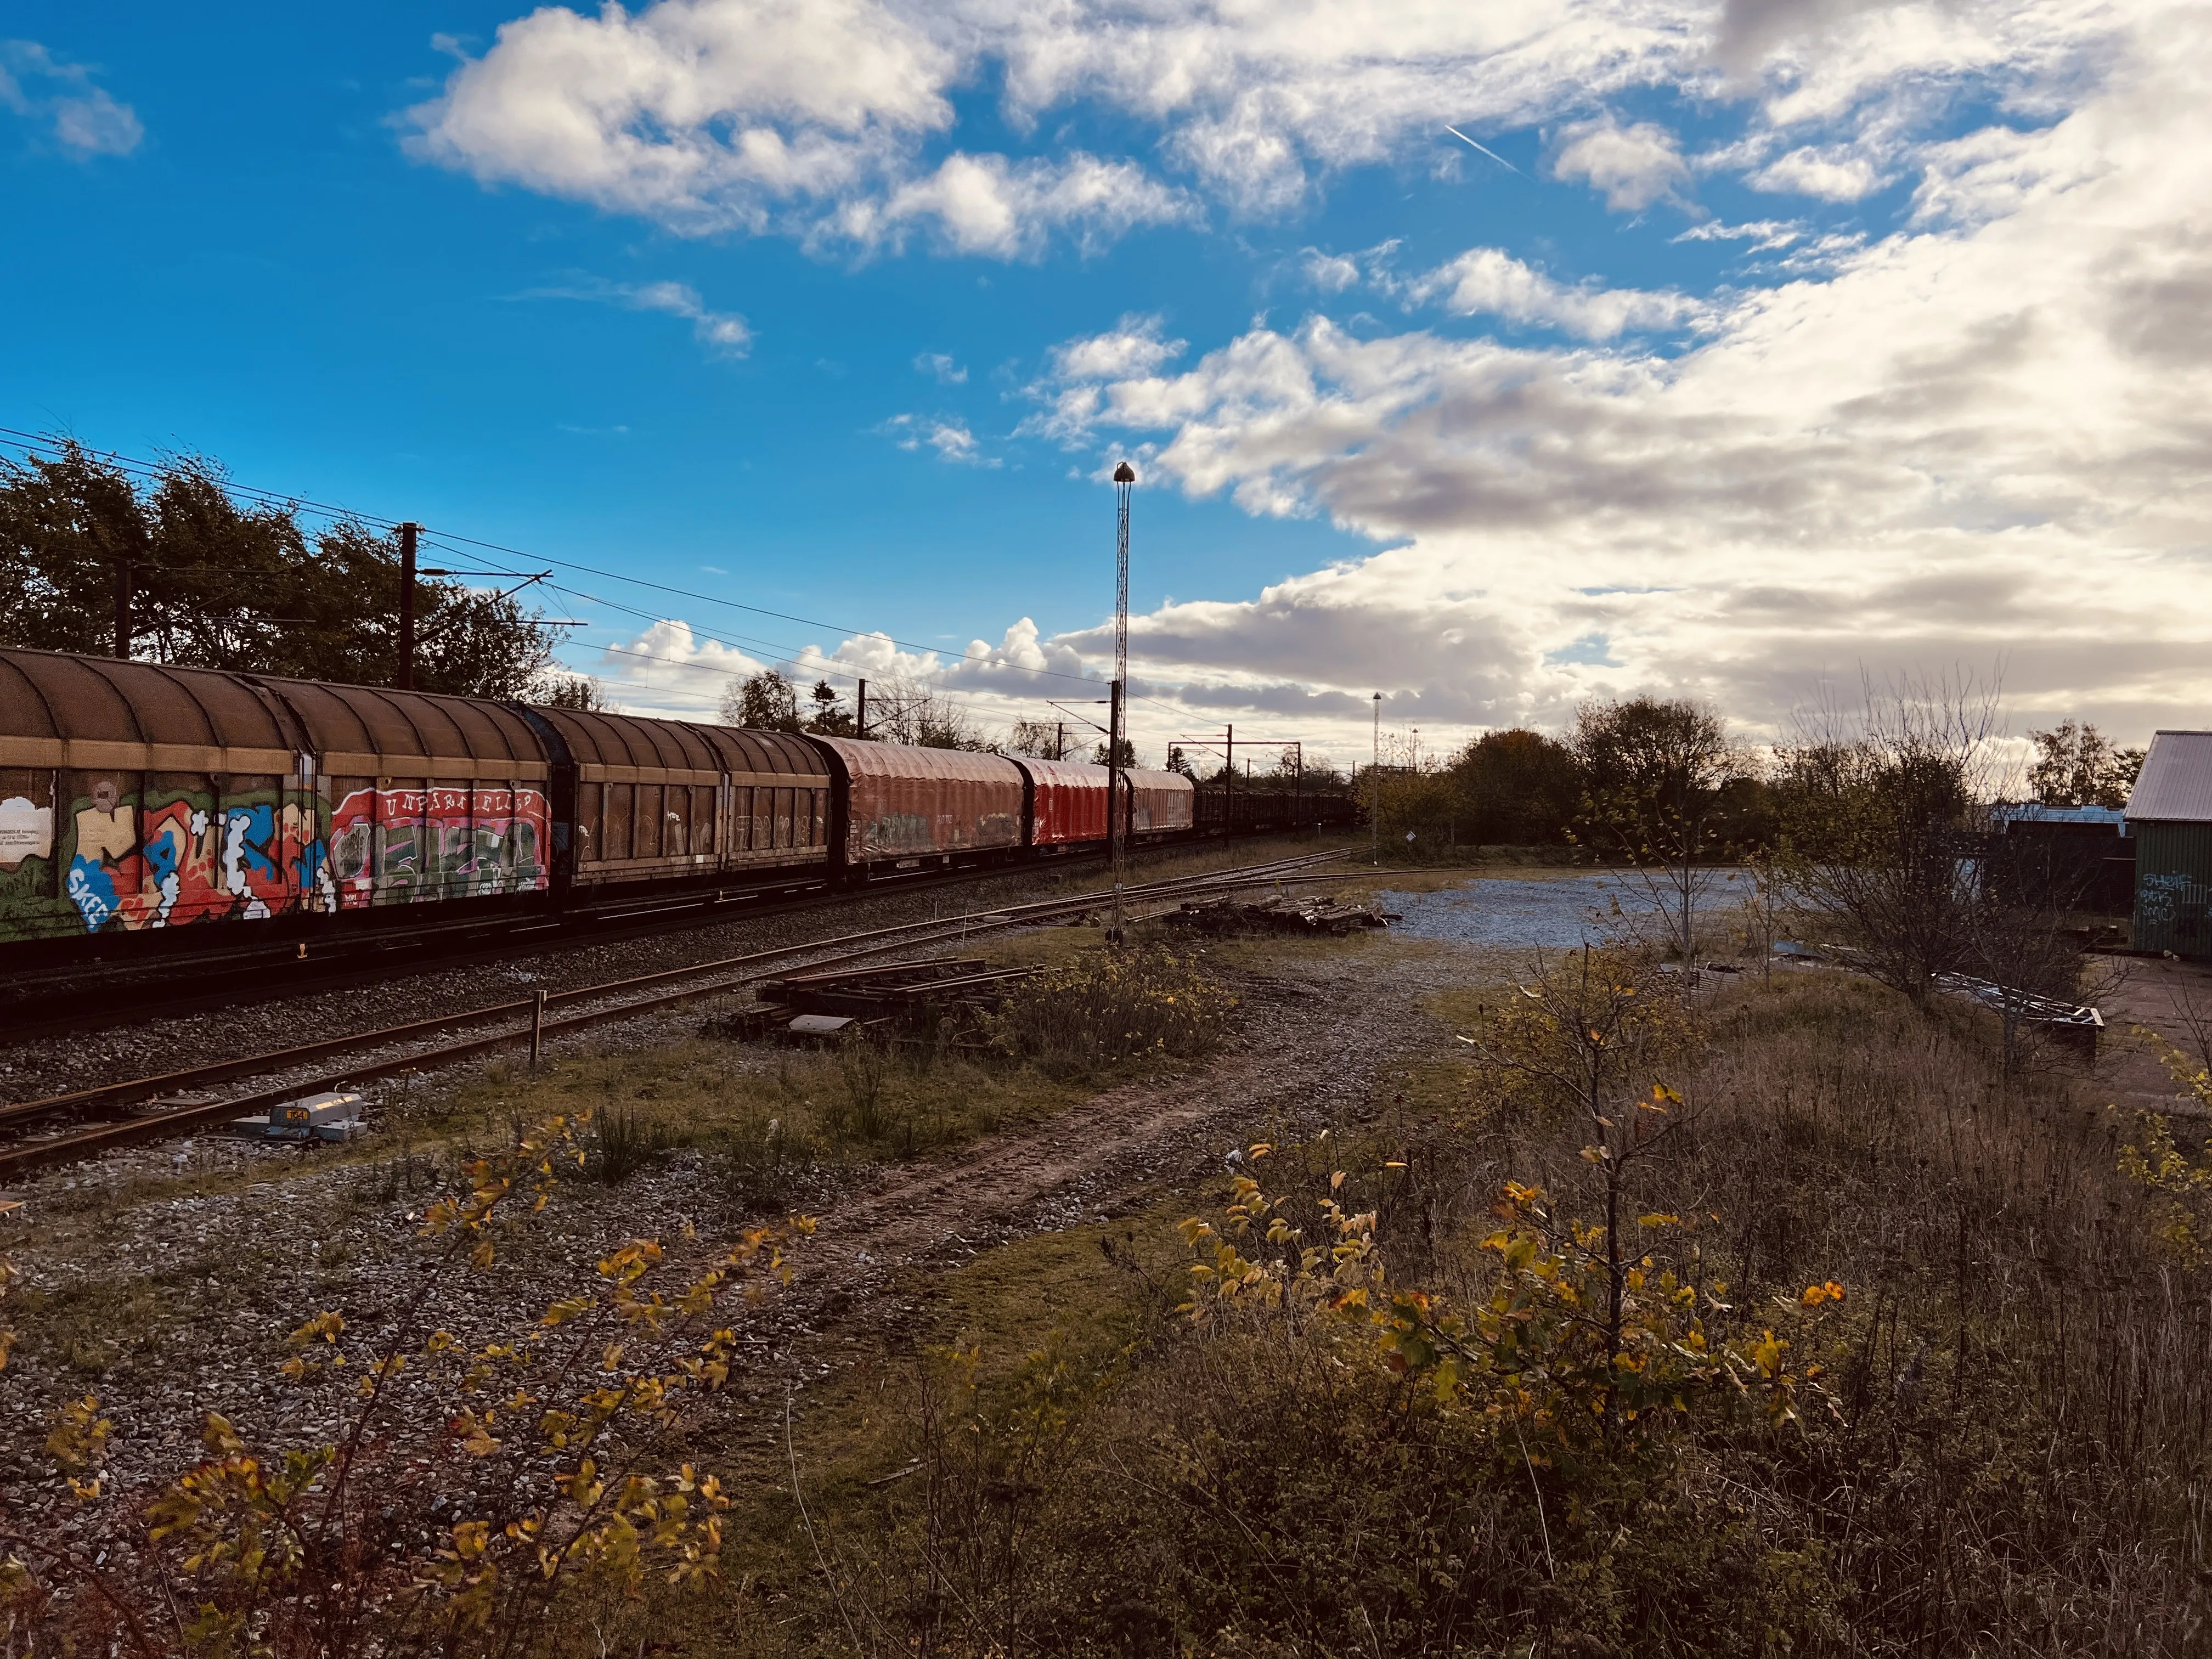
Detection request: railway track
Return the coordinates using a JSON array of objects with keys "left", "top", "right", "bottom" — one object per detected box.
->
[
  {"left": 0, "top": 832, "right": 1313, "bottom": 1041},
  {"left": 0, "top": 850, "right": 1357, "bottom": 1178}
]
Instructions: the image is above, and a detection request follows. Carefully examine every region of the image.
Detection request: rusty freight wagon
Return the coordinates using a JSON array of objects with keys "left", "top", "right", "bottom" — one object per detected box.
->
[{"left": 806, "top": 737, "right": 1026, "bottom": 876}]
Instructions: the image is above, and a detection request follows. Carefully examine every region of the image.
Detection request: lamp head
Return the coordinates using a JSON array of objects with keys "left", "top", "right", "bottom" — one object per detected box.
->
[{"left": 1112, "top": 461, "right": 1137, "bottom": 484}]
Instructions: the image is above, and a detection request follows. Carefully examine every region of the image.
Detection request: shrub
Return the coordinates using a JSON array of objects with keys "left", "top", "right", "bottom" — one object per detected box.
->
[
  {"left": 988, "top": 947, "right": 1233, "bottom": 1077},
  {"left": 10, "top": 1112, "right": 810, "bottom": 1656}
]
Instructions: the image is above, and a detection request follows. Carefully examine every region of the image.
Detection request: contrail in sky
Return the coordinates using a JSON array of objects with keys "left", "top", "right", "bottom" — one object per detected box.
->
[{"left": 1445, "top": 125, "right": 1524, "bottom": 176}]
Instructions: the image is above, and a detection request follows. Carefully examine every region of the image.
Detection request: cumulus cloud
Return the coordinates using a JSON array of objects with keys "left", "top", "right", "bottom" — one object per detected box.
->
[
  {"left": 914, "top": 352, "right": 967, "bottom": 383},
  {"left": 1549, "top": 118, "right": 1690, "bottom": 211},
  {"left": 1748, "top": 144, "right": 1883, "bottom": 200},
  {"left": 585, "top": 614, "right": 1103, "bottom": 740},
  {"left": 1021, "top": 8, "right": 2212, "bottom": 752},
  {"left": 514, "top": 276, "right": 752, "bottom": 357},
  {"left": 1406, "top": 247, "right": 1704, "bottom": 339},
  {"left": 2, "top": 41, "right": 143, "bottom": 157},
  {"left": 408, "top": 0, "right": 2126, "bottom": 258},
  {"left": 856, "top": 150, "right": 1195, "bottom": 257}
]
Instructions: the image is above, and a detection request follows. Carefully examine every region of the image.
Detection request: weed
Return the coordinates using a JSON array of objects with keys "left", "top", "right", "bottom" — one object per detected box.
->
[
  {"left": 588, "top": 1102, "right": 677, "bottom": 1183},
  {"left": 988, "top": 945, "right": 1233, "bottom": 1078}
]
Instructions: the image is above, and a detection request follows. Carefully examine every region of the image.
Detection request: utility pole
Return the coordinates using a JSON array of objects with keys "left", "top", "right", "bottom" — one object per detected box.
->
[
  {"left": 1108, "top": 461, "right": 1135, "bottom": 944},
  {"left": 856, "top": 678, "right": 868, "bottom": 739},
  {"left": 113, "top": 556, "right": 131, "bottom": 660},
  {"left": 1371, "top": 692, "right": 1382, "bottom": 866},
  {"left": 1055, "top": 720, "right": 1066, "bottom": 761},
  {"left": 396, "top": 522, "right": 421, "bottom": 692},
  {"left": 1225, "top": 723, "right": 1234, "bottom": 834}
]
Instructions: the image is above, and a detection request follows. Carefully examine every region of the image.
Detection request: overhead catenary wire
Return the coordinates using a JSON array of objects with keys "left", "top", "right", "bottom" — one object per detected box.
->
[
  {"left": 3, "top": 424, "right": 1347, "bottom": 757},
  {"left": 1, "top": 428, "right": 1124, "bottom": 690}
]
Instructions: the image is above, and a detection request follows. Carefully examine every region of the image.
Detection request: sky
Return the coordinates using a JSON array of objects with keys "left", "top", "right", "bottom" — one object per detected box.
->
[{"left": 3, "top": 0, "right": 2206, "bottom": 769}]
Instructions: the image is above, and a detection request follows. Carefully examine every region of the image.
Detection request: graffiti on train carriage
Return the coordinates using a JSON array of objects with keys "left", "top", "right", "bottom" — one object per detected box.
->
[
  {"left": 328, "top": 785, "right": 548, "bottom": 905},
  {"left": 57, "top": 778, "right": 340, "bottom": 933}
]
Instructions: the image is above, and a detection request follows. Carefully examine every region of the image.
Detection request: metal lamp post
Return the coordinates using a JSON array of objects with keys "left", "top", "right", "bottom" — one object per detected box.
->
[{"left": 1108, "top": 461, "right": 1136, "bottom": 943}]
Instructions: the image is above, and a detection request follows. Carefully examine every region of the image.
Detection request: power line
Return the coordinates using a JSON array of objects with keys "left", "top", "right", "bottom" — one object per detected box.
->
[
  {"left": 2, "top": 427, "right": 1120, "bottom": 690},
  {"left": 4, "top": 424, "right": 1280, "bottom": 747}
]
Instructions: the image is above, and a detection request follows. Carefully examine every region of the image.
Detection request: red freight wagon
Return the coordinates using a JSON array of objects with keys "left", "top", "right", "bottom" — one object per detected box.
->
[
  {"left": 1126, "top": 769, "right": 1195, "bottom": 836},
  {"left": 1015, "top": 757, "right": 1111, "bottom": 847},
  {"left": 808, "top": 737, "right": 1025, "bottom": 871}
]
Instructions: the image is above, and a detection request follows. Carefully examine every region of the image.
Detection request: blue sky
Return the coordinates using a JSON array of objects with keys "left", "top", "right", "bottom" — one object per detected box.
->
[{"left": 3, "top": 1, "right": 2203, "bottom": 764}]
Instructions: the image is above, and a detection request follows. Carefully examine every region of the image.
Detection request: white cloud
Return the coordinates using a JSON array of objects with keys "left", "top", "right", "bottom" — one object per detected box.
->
[
  {"left": 1672, "top": 218, "right": 1803, "bottom": 250},
  {"left": 1302, "top": 248, "right": 1363, "bottom": 293},
  {"left": 1749, "top": 144, "right": 1883, "bottom": 200},
  {"left": 1549, "top": 118, "right": 1689, "bottom": 212},
  {"left": 881, "top": 413, "right": 998, "bottom": 466},
  {"left": 1406, "top": 248, "right": 1703, "bottom": 340},
  {"left": 858, "top": 150, "right": 1195, "bottom": 258},
  {"left": 409, "top": 0, "right": 2129, "bottom": 257},
  {"left": 2, "top": 42, "right": 142, "bottom": 157},
  {"left": 516, "top": 276, "right": 752, "bottom": 357},
  {"left": 1020, "top": 8, "right": 2212, "bottom": 753},
  {"left": 914, "top": 352, "right": 968, "bottom": 384}
]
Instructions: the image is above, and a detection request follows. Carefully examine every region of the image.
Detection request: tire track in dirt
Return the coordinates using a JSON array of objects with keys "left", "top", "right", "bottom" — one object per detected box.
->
[{"left": 772, "top": 949, "right": 1468, "bottom": 1346}]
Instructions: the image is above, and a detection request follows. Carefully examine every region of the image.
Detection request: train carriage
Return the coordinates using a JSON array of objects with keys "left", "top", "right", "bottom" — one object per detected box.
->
[
  {"left": 806, "top": 736, "right": 1025, "bottom": 876},
  {"left": 516, "top": 706, "right": 830, "bottom": 898},
  {"left": 0, "top": 645, "right": 552, "bottom": 950},
  {"left": 1013, "top": 756, "right": 1110, "bottom": 849},
  {"left": 1126, "top": 768, "right": 1195, "bottom": 838}
]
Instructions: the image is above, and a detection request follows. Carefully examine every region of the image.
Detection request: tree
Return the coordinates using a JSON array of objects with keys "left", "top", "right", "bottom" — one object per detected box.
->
[
  {"left": 1165, "top": 744, "right": 1195, "bottom": 778},
  {"left": 1571, "top": 697, "right": 1746, "bottom": 966},
  {"left": 720, "top": 668, "right": 803, "bottom": 732},
  {"left": 1448, "top": 729, "right": 1580, "bottom": 844},
  {"left": 536, "top": 673, "right": 611, "bottom": 711},
  {"left": 0, "top": 437, "right": 556, "bottom": 698},
  {"left": 866, "top": 675, "right": 988, "bottom": 751},
  {"left": 1778, "top": 675, "right": 1999, "bottom": 1007},
  {"left": 1092, "top": 736, "right": 1139, "bottom": 768},
  {"left": 807, "top": 678, "right": 857, "bottom": 736},
  {"left": 2028, "top": 719, "right": 2144, "bottom": 808},
  {"left": 1006, "top": 719, "right": 1062, "bottom": 758}
]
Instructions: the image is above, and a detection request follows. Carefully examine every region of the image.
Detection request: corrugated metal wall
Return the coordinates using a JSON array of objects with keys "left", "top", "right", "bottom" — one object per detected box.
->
[{"left": 2134, "top": 822, "right": 2212, "bottom": 956}]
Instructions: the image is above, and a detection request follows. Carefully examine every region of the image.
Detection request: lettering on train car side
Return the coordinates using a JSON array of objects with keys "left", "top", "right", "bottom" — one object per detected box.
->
[{"left": 328, "top": 785, "right": 549, "bottom": 907}]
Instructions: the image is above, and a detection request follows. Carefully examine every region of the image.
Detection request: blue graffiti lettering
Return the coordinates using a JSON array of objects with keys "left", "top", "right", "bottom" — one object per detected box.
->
[{"left": 67, "top": 855, "right": 120, "bottom": 931}]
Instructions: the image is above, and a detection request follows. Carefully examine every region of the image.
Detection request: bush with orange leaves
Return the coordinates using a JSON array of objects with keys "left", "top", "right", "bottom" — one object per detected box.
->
[
  {"left": 1181, "top": 1151, "right": 1848, "bottom": 1477},
  {"left": 2, "top": 1111, "right": 808, "bottom": 1658}
]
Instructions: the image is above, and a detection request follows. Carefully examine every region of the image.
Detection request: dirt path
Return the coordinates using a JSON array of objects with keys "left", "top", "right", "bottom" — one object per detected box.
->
[
  {"left": 0, "top": 934, "right": 1480, "bottom": 1532},
  {"left": 778, "top": 945, "right": 1463, "bottom": 1346},
  {"left": 2094, "top": 954, "right": 2212, "bottom": 1114}
]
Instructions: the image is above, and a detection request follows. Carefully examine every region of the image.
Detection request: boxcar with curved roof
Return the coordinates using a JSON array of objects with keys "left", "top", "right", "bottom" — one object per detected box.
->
[
  {"left": 0, "top": 644, "right": 551, "bottom": 946},
  {"left": 805, "top": 736, "right": 1025, "bottom": 873},
  {"left": 517, "top": 706, "right": 830, "bottom": 894}
]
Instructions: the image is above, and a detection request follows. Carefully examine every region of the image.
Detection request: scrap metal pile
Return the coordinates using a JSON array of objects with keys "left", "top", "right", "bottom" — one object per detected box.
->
[{"left": 1165, "top": 894, "right": 1397, "bottom": 938}]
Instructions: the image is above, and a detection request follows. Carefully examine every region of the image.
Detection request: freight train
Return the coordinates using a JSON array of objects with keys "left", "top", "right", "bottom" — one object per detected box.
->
[{"left": 0, "top": 644, "right": 1353, "bottom": 973}]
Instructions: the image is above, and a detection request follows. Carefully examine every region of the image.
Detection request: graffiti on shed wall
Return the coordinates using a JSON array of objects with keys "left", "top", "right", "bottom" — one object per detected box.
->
[{"left": 329, "top": 786, "right": 548, "bottom": 905}]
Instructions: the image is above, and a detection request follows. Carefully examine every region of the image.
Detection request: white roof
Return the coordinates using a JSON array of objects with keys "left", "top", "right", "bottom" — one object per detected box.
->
[{"left": 2126, "top": 731, "right": 2212, "bottom": 822}]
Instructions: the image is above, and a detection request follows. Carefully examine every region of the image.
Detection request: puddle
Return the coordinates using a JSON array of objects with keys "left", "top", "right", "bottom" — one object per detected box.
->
[{"left": 1375, "top": 872, "right": 1747, "bottom": 952}]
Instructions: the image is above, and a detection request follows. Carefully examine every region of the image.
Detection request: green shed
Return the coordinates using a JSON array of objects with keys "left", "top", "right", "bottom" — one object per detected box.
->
[{"left": 2129, "top": 730, "right": 2212, "bottom": 957}]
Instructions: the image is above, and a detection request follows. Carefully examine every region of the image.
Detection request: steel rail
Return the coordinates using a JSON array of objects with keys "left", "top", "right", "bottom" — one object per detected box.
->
[
  {"left": 0, "top": 848, "right": 1342, "bottom": 1128},
  {"left": 0, "top": 852, "right": 1347, "bottom": 1176},
  {"left": 0, "top": 828, "right": 1305, "bottom": 1042}
]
